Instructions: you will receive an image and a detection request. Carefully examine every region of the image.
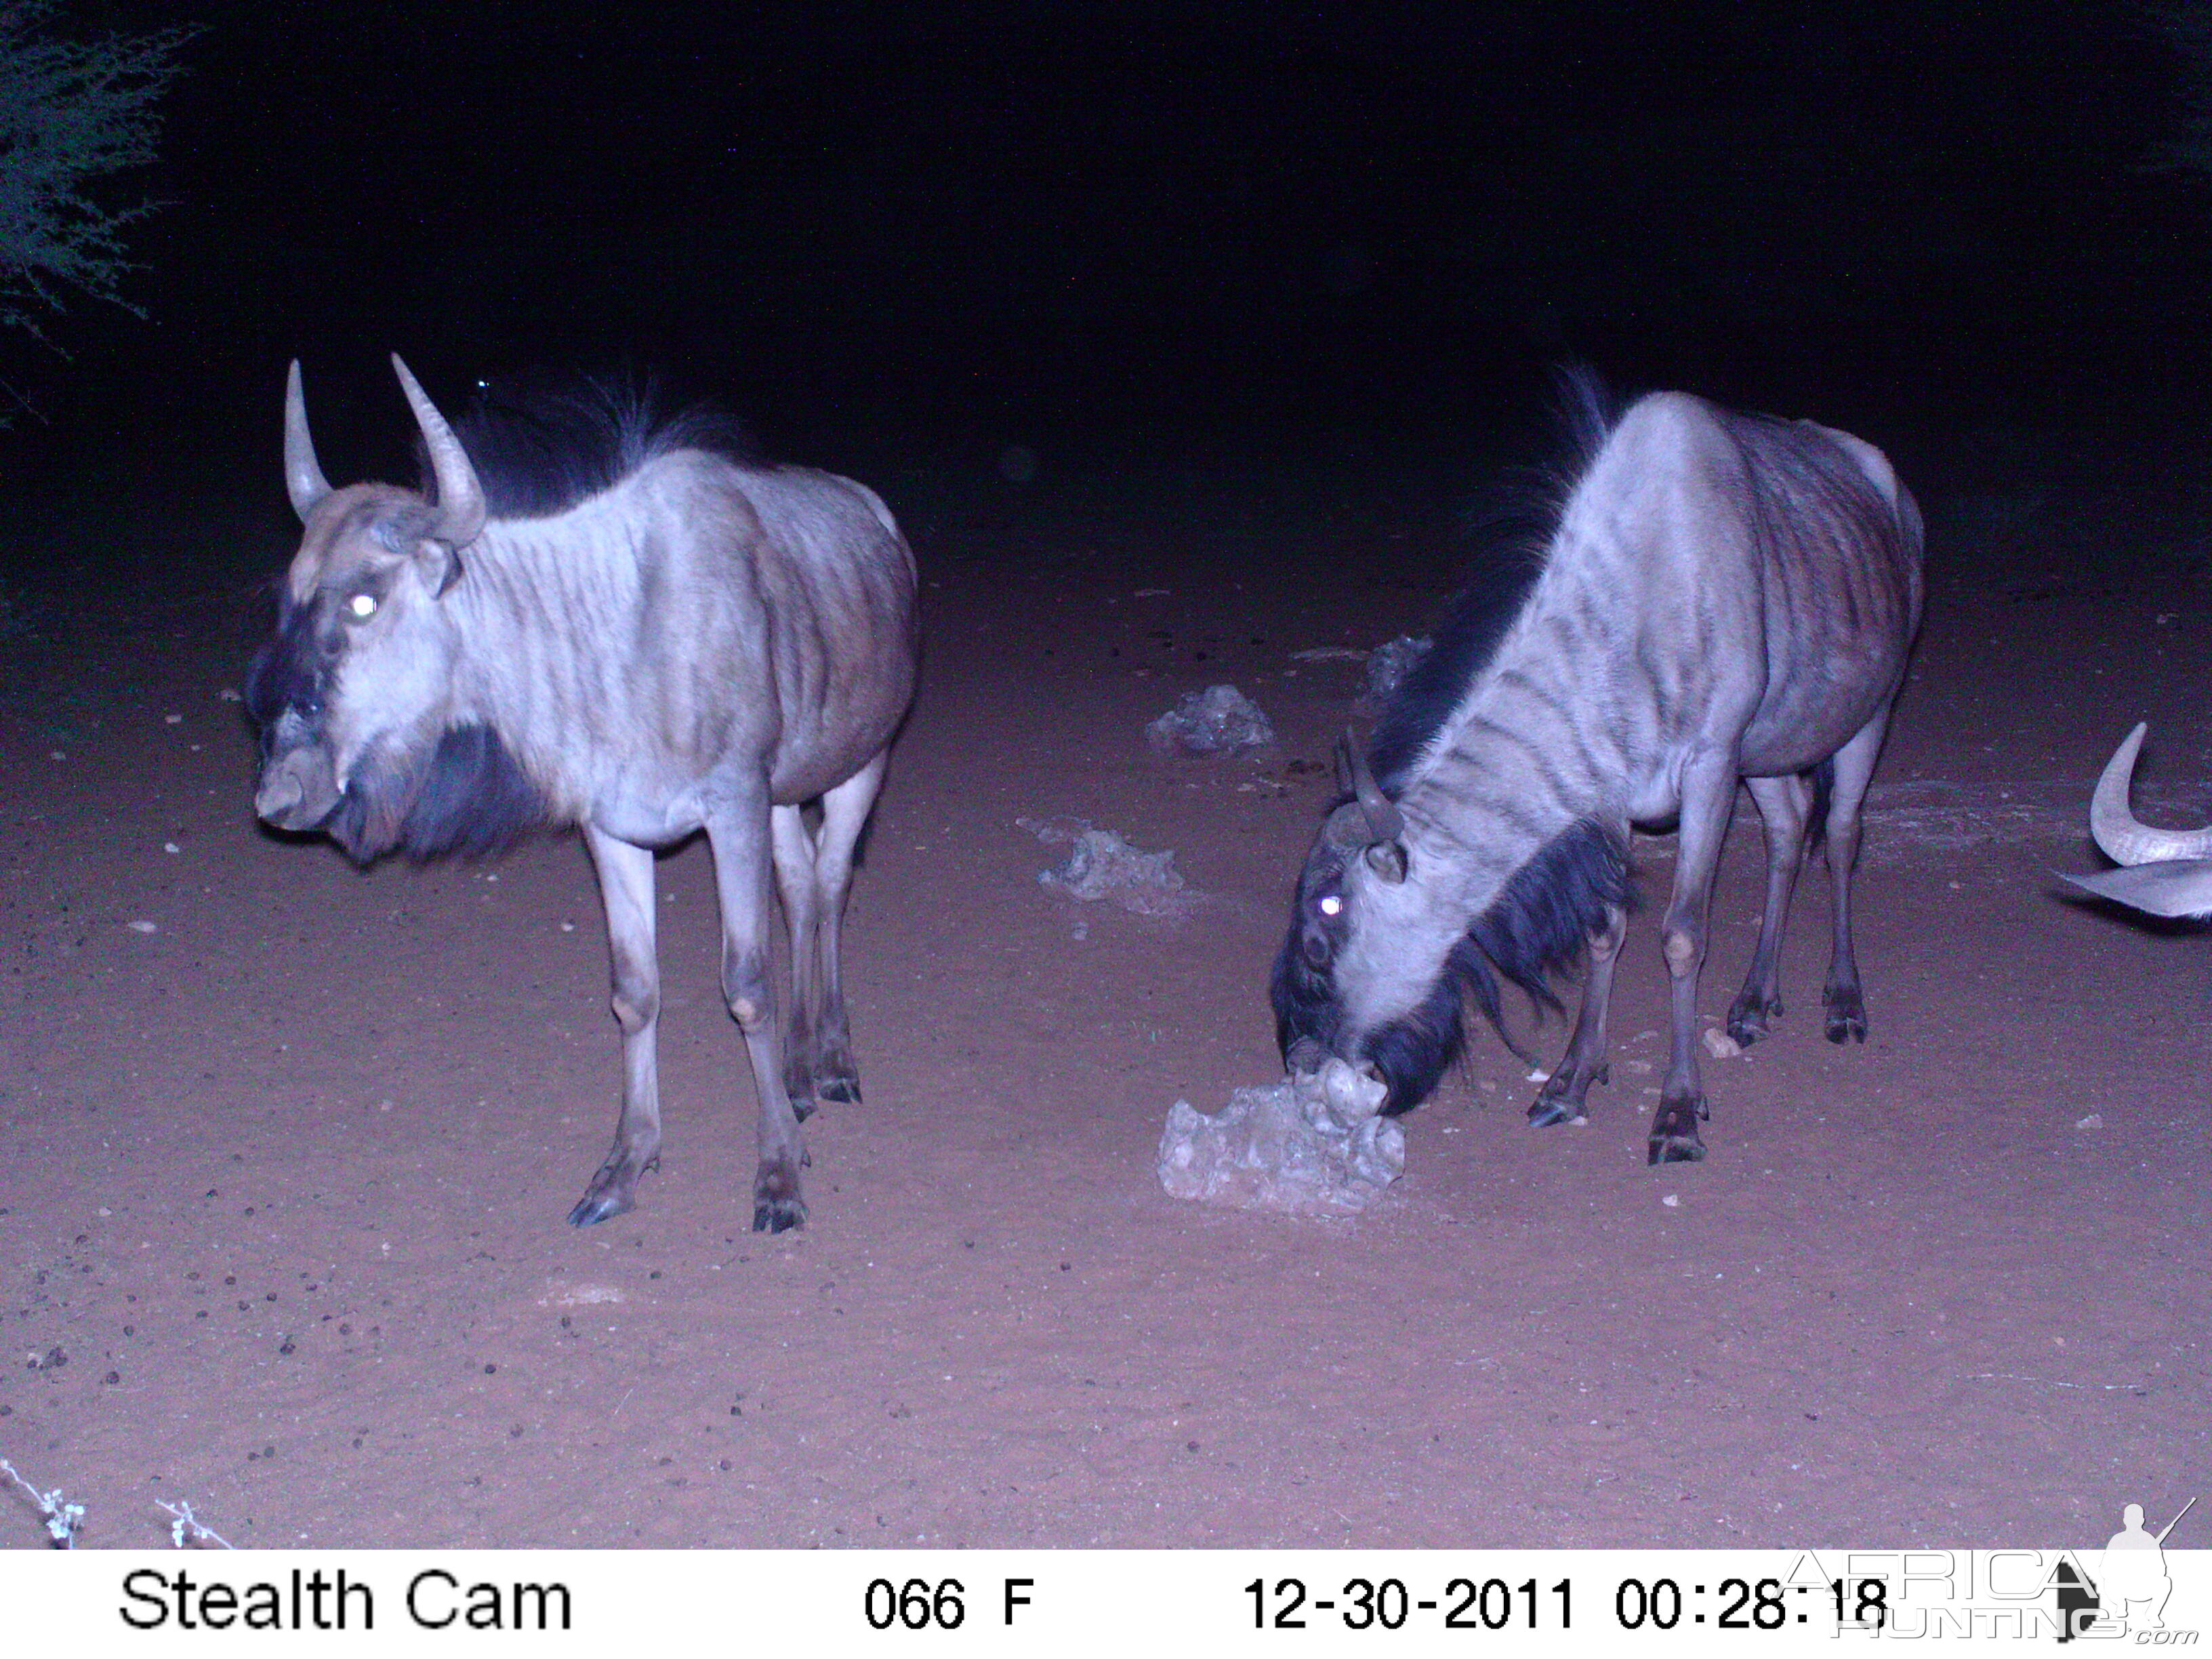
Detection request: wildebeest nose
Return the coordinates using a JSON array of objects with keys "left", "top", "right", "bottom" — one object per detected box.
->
[{"left": 254, "top": 771, "right": 304, "bottom": 824}]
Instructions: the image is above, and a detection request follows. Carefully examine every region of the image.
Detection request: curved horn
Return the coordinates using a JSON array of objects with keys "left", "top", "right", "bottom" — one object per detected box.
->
[
  {"left": 2091, "top": 722, "right": 2212, "bottom": 866},
  {"left": 391, "top": 354, "right": 486, "bottom": 547},
  {"left": 1340, "top": 733, "right": 1405, "bottom": 844},
  {"left": 1325, "top": 736, "right": 1369, "bottom": 849},
  {"left": 283, "top": 360, "right": 333, "bottom": 523}
]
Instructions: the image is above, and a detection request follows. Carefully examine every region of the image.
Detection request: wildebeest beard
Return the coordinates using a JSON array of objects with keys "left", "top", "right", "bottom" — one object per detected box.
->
[{"left": 325, "top": 723, "right": 552, "bottom": 864}]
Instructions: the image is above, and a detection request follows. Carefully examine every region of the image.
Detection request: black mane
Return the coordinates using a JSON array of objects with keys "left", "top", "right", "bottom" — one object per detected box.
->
[
  {"left": 1366, "top": 369, "right": 1619, "bottom": 790},
  {"left": 420, "top": 373, "right": 764, "bottom": 520}
]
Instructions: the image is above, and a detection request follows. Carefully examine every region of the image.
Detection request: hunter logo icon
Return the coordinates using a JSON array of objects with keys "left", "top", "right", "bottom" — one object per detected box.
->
[
  {"left": 2058, "top": 1495, "right": 2196, "bottom": 1640},
  {"left": 2100, "top": 1498, "right": 2193, "bottom": 1633}
]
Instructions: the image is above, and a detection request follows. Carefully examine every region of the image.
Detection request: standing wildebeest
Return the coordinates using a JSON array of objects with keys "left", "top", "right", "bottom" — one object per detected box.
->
[
  {"left": 2064, "top": 723, "right": 2212, "bottom": 919},
  {"left": 248, "top": 356, "right": 918, "bottom": 1230},
  {"left": 1273, "top": 384, "right": 1925, "bottom": 1164}
]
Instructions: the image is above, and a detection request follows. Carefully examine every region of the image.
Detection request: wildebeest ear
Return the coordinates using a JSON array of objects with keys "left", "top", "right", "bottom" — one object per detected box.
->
[
  {"left": 416, "top": 539, "right": 465, "bottom": 598},
  {"left": 1364, "top": 840, "right": 1408, "bottom": 883}
]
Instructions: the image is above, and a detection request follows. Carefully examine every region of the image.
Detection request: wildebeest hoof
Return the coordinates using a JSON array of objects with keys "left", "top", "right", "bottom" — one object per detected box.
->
[
  {"left": 1824, "top": 989, "right": 1868, "bottom": 1044},
  {"left": 567, "top": 1154, "right": 653, "bottom": 1227},
  {"left": 752, "top": 1195, "right": 807, "bottom": 1233},
  {"left": 752, "top": 1161, "right": 806, "bottom": 1233},
  {"left": 1526, "top": 1061, "right": 1605, "bottom": 1127},
  {"left": 815, "top": 1073, "right": 862, "bottom": 1105},
  {"left": 788, "top": 1093, "right": 817, "bottom": 1122},
  {"left": 567, "top": 1184, "right": 635, "bottom": 1227},
  {"left": 1646, "top": 1094, "right": 1708, "bottom": 1165},
  {"left": 1726, "top": 991, "right": 1782, "bottom": 1046},
  {"left": 1647, "top": 1128, "right": 1707, "bottom": 1164}
]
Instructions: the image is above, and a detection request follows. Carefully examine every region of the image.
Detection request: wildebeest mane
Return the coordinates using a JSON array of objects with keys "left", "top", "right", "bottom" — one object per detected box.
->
[
  {"left": 1366, "top": 369, "right": 1620, "bottom": 791},
  {"left": 419, "top": 374, "right": 764, "bottom": 520},
  {"left": 1361, "top": 818, "right": 1637, "bottom": 1112}
]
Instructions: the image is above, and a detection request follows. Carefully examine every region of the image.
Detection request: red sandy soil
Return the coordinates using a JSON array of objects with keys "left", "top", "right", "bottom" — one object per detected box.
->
[{"left": 1, "top": 437, "right": 2205, "bottom": 1549}]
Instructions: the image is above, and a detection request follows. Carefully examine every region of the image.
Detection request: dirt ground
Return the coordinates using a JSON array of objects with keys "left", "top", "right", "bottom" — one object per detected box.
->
[{"left": 1, "top": 429, "right": 2206, "bottom": 1550}]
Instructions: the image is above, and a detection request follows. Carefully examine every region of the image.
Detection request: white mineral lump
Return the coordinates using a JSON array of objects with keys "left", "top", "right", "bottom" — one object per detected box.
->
[
  {"left": 1144, "top": 683, "right": 1275, "bottom": 756},
  {"left": 1036, "top": 827, "right": 1188, "bottom": 916},
  {"left": 1361, "top": 634, "right": 1432, "bottom": 702},
  {"left": 1158, "top": 1057, "right": 1404, "bottom": 1217}
]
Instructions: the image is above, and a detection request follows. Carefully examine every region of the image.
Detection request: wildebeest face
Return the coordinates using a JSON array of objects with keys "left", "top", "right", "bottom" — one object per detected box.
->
[
  {"left": 1270, "top": 790, "right": 1465, "bottom": 1111},
  {"left": 247, "top": 484, "right": 468, "bottom": 858},
  {"left": 249, "top": 356, "right": 491, "bottom": 862},
  {"left": 1269, "top": 822, "right": 1358, "bottom": 1068},
  {"left": 1274, "top": 765, "right": 1495, "bottom": 1119}
]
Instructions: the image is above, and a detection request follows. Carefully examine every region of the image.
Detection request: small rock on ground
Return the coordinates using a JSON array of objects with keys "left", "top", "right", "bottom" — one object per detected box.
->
[{"left": 1145, "top": 684, "right": 1274, "bottom": 757}]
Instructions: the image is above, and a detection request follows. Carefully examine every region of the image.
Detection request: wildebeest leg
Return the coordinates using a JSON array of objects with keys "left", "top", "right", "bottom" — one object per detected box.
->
[
  {"left": 1529, "top": 901, "right": 1628, "bottom": 1126},
  {"left": 1652, "top": 752, "right": 1738, "bottom": 1164},
  {"left": 706, "top": 792, "right": 810, "bottom": 1232},
  {"left": 1821, "top": 710, "right": 1890, "bottom": 1044},
  {"left": 809, "top": 751, "right": 887, "bottom": 1104},
  {"left": 769, "top": 804, "right": 821, "bottom": 1122},
  {"left": 571, "top": 827, "right": 663, "bottom": 1226},
  {"left": 1726, "top": 773, "right": 1812, "bottom": 1046}
]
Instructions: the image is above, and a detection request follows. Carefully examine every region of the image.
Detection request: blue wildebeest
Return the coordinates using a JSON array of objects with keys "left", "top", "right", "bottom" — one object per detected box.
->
[
  {"left": 247, "top": 356, "right": 919, "bottom": 1230},
  {"left": 2064, "top": 724, "right": 2212, "bottom": 919},
  {"left": 1273, "top": 383, "right": 1925, "bottom": 1164}
]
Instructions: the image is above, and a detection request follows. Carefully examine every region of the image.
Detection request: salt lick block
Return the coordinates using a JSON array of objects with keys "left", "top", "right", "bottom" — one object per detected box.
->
[
  {"left": 1038, "top": 827, "right": 1189, "bottom": 916},
  {"left": 1158, "top": 1057, "right": 1405, "bottom": 1217},
  {"left": 1144, "top": 684, "right": 1275, "bottom": 757}
]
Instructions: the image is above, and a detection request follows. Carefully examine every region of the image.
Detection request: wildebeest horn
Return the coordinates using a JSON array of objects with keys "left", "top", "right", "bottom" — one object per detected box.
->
[
  {"left": 1335, "top": 733, "right": 1405, "bottom": 844},
  {"left": 2091, "top": 722, "right": 2212, "bottom": 865},
  {"left": 392, "top": 354, "right": 487, "bottom": 548},
  {"left": 283, "top": 360, "right": 332, "bottom": 523}
]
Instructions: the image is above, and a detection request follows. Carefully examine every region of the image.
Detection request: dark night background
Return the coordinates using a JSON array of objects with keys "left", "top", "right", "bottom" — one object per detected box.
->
[{"left": 9, "top": 0, "right": 2210, "bottom": 502}]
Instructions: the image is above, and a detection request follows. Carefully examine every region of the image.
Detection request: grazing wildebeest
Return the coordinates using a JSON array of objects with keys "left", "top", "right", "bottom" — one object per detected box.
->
[
  {"left": 2064, "top": 723, "right": 2212, "bottom": 919},
  {"left": 1272, "top": 382, "right": 1925, "bottom": 1164},
  {"left": 247, "top": 356, "right": 919, "bottom": 1230}
]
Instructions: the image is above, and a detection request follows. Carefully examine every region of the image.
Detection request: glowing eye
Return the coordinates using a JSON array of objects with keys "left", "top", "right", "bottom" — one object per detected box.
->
[
  {"left": 348, "top": 593, "right": 377, "bottom": 619},
  {"left": 1317, "top": 895, "right": 1343, "bottom": 917}
]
